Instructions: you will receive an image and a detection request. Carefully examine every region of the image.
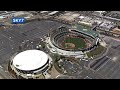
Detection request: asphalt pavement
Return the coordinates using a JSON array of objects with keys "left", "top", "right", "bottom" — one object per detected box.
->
[
  {"left": 0, "top": 19, "right": 65, "bottom": 79},
  {"left": 0, "top": 66, "right": 14, "bottom": 79}
]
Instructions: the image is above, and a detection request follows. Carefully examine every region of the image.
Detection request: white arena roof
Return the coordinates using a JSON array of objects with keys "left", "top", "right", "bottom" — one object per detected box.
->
[{"left": 13, "top": 50, "right": 48, "bottom": 71}]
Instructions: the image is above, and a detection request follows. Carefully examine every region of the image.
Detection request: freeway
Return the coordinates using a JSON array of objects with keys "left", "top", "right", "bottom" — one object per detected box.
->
[
  {"left": 92, "top": 14, "right": 120, "bottom": 22},
  {"left": 102, "top": 16, "right": 120, "bottom": 22},
  {"left": 0, "top": 11, "right": 16, "bottom": 16}
]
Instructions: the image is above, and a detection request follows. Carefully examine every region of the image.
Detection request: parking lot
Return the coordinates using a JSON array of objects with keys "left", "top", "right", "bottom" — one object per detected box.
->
[
  {"left": 0, "top": 19, "right": 65, "bottom": 78},
  {"left": 0, "top": 14, "right": 119, "bottom": 79},
  {"left": 96, "top": 59, "right": 120, "bottom": 79},
  {"left": 58, "top": 59, "right": 83, "bottom": 76},
  {"left": 89, "top": 35, "right": 120, "bottom": 79}
]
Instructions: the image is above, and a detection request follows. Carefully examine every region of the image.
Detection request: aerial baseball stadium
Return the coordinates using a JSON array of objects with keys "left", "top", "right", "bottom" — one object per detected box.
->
[{"left": 0, "top": 11, "right": 120, "bottom": 79}]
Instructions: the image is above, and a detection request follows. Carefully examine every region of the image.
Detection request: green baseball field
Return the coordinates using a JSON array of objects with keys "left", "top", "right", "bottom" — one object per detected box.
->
[{"left": 62, "top": 37, "right": 87, "bottom": 49}]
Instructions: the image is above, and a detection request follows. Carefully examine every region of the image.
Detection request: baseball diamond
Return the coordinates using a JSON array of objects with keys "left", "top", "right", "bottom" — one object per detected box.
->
[{"left": 49, "top": 24, "right": 100, "bottom": 52}]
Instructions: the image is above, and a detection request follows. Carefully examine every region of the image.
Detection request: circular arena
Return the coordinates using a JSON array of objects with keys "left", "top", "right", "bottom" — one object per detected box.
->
[
  {"left": 9, "top": 50, "right": 52, "bottom": 79},
  {"left": 49, "top": 24, "right": 100, "bottom": 53}
]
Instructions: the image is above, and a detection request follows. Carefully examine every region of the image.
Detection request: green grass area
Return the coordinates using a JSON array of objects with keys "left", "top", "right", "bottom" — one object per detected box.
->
[
  {"left": 64, "top": 37, "right": 86, "bottom": 49},
  {"left": 87, "top": 45, "right": 105, "bottom": 58},
  {"left": 73, "top": 23, "right": 92, "bottom": 30},
  {"left": 54, "top": 62, "right": 64, "bottom": 74},
  {"left": 77, "top": 24, "right": 91, "bottom": 30},
  {"left": 52, "top": 54, "right": 65, "bottom": 74}
]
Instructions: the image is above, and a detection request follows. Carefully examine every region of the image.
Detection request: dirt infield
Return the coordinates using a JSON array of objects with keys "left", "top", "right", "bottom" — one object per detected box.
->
[
  {"left": 65, "top": 43, "right": 75, "bottom": 49},
  {"left": 61, "top": 36, "right": 87, "bottom": 50}
]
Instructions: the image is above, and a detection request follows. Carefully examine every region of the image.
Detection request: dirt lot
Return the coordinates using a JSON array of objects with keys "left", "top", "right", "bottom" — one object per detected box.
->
[
  {"left": 48, "top": 65, "right": 61, "bottom": 79},
  {"left": 112, "top": 28, "right": 120, "bottom": 35}
]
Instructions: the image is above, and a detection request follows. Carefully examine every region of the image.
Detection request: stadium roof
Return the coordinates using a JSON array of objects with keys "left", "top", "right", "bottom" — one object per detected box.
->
[
  {"left": 72, "top": 24, "right": 99, "bottom": 38},
  {"left": 13, "top": 50, "right": 48, "bottom": 71}
]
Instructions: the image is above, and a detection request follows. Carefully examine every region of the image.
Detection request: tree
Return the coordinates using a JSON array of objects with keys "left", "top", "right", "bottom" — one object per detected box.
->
[{"left": 53, "top": 54, "right": 61, "bottom": 62}]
